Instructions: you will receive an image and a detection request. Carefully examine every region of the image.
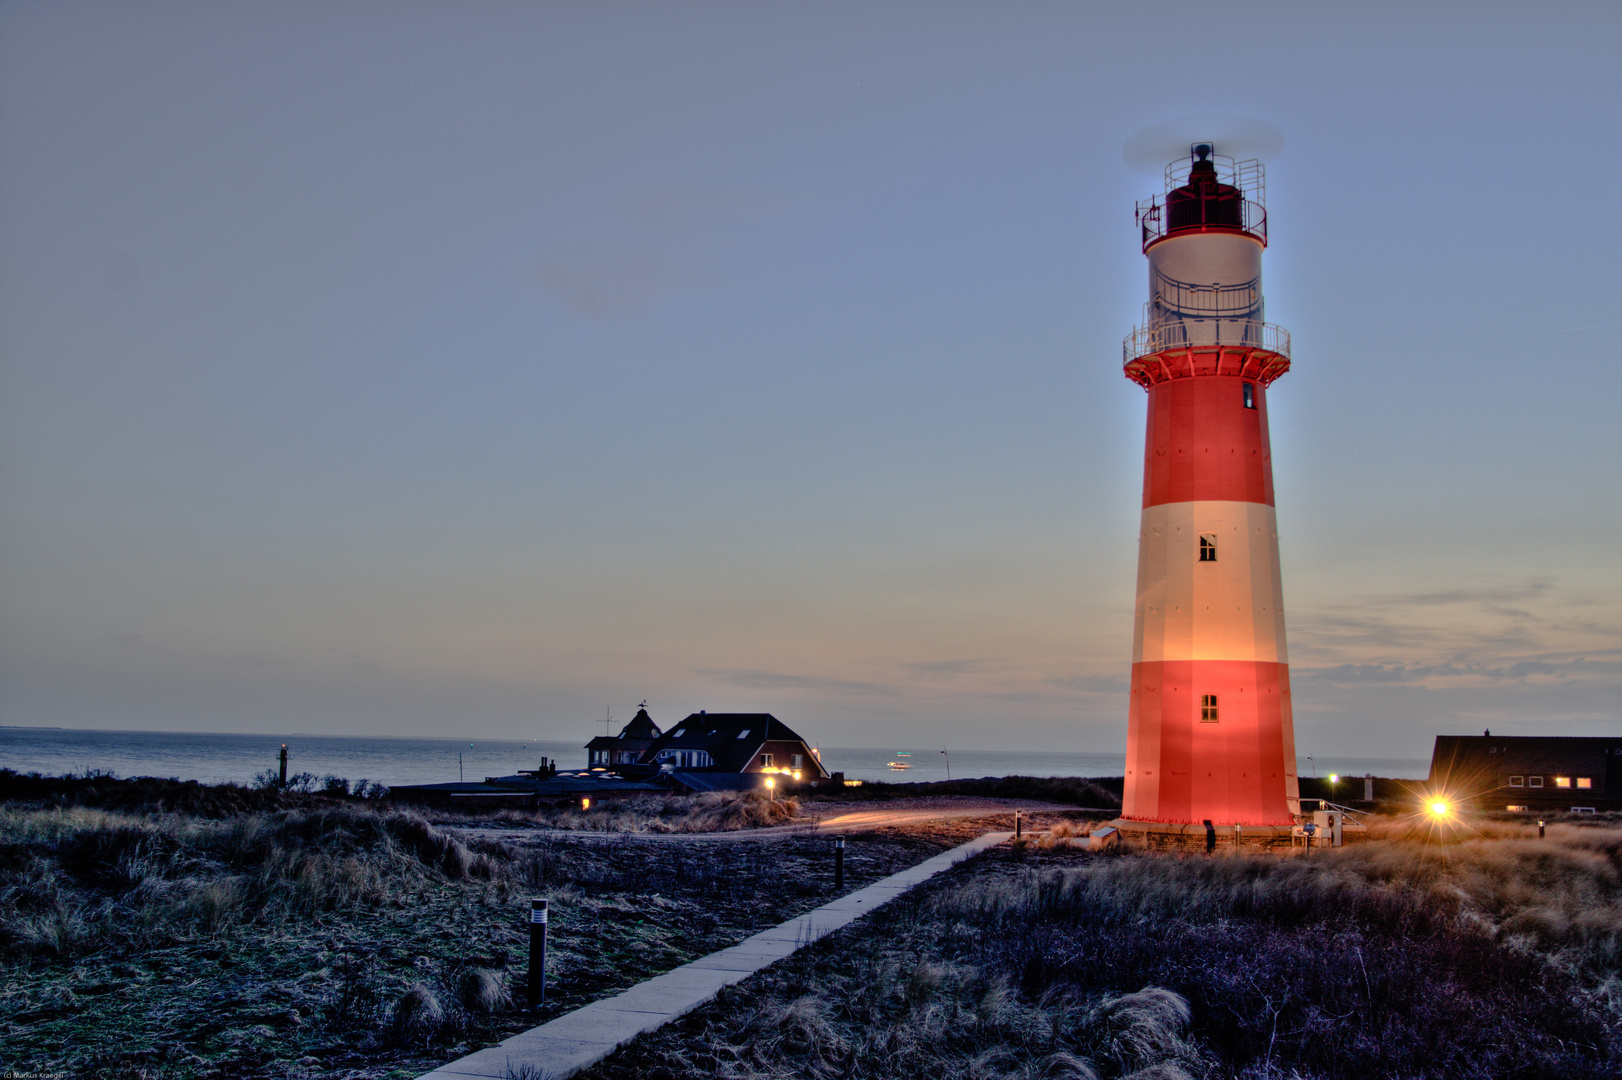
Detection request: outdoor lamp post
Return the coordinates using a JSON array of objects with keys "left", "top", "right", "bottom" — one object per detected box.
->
[{"left": 765, "top": 776, "right": 775, "bottom": 803}]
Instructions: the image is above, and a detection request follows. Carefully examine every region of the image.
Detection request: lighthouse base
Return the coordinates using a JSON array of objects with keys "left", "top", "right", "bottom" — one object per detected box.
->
[{"left": 1099, "top": 817, "right": 1367, "bottom": 853}]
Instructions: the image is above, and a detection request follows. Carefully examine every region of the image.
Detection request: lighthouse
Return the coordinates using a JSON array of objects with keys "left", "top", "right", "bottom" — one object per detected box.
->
[{"left": 1119, "top": 144, "right": 1299, "bottom": 829}]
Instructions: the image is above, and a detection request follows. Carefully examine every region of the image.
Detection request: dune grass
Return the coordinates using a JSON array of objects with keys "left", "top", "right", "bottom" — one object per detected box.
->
[
  {"left": 449, "top": 789, "right": 803, "bottom": 833},
  {"left": 582, "top": 824, "right": 1622, "bottom": 1080},
  {"left": 0, "top": 786, "right": 959, "bottom": 1079}
]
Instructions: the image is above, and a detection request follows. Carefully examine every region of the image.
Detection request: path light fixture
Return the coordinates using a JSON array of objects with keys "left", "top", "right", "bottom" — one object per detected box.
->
[{"left": 765, "top": 777, "right": 775, "bottom": 802}]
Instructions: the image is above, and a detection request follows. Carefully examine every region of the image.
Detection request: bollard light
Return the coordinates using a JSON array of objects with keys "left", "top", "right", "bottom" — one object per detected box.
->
[{"left": 528, "top": 898, "right": 549, "bottom": 1011}]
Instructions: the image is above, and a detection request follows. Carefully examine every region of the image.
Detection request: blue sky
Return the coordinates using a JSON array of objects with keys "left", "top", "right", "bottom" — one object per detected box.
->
[{"left": 1, "top": 2, "right": 1618, "bottom": 756}]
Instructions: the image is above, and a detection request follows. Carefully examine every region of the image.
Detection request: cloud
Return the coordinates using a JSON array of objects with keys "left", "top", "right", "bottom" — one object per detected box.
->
[
  {"left": 1296, "top": 655, "right": 1622, "bottom": 687},
  {"left": 898, "top": 658, "right": 1002, "bottom": 680},
  {"left": 535, "top": 244, "right": 681, "bottom": 315},
  {"left": 697, "top": 668, "right": 895, "bottom": 697}
]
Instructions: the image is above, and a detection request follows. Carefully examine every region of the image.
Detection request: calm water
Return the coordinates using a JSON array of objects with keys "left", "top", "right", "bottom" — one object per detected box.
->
[{"left": 0, "top": 727, "right": 1431, "bottom": 787}]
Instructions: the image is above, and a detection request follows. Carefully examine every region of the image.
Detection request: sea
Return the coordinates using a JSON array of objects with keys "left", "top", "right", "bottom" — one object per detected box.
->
[{"left": 0, "top": 727, "right": 1432, "bottom": 787}]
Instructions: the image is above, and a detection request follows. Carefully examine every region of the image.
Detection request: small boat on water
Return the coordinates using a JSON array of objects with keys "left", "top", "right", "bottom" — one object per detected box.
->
[{"left": 887, "top": 754, "right": 912, "bottom": 770}]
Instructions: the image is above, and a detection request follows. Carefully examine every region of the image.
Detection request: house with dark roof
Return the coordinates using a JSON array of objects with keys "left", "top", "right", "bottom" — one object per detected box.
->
[
  {"left": 586, "top": 707, "right": 663, "bottom": 768},
  {"left": 637, "top": 712, "right": 829, "bottom": 782},
  {"left": 1429, "top": 734, "right": 1622, "bottom": 813}
]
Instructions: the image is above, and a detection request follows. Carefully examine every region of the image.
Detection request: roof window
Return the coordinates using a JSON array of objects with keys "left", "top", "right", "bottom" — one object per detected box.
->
[{"left": 737, "top": 729, "right": 751, "bottom": 739}]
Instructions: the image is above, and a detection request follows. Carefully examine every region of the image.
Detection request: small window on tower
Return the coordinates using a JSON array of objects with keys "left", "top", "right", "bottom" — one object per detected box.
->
[
  {"left": 1243, "top": 382, "right": 1256, "bottom": 409},
  {"left": 1200, "top": 694, "right": 1219, "bottom": 723},
  {"left": 1199, "top": 535, "right": 1218, "bottom": 562}
]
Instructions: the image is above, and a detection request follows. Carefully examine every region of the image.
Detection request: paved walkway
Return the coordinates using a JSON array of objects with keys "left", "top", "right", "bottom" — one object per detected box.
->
[{"left": 418, "top": 830, "right": 1012, "bottom": 1080}]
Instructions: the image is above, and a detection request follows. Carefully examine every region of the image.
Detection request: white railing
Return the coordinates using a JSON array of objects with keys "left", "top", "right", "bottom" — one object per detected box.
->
[{"left": 1123, "top": 320, "right": 1291, "bottom": 365}]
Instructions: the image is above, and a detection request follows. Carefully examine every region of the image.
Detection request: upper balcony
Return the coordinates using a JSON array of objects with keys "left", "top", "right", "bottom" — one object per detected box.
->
[
  {"left": 1137, "top": 147, "right": 1267, "bottom": 252},
  {"left": 1122, "top": 319, "right": 1292, "bottom": 389}
]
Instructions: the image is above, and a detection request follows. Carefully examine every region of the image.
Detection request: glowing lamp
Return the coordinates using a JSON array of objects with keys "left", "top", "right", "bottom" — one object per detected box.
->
[{"left": 581, "top": 797, "right": 591, "bottom": 810}]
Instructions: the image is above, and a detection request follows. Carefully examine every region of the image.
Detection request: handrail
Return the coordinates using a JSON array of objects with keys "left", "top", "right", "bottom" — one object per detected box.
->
[
  {"left": 1138, "top": 197, "right": 1267, "bottom": 251},
  {"left": 1123, "top": 320, "right": 1291, "bottom": 365}
]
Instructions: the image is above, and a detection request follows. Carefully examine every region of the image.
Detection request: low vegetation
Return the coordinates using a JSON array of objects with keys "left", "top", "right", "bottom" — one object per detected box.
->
[
  {"left": 0, "top": 775, "right": 966, "bottom": 1079},
  {"left": 451, "top": 789, "right": 803, "bottom": 833},
  {"left": 6, "top": 769, "right": 1618, "bottom": 1079},
  {"left": 584, "top": 824, "right": 1622, "bottom": 1080},
  {"left": 824, "top": 775, "right": 1121, "bottom": 809}
]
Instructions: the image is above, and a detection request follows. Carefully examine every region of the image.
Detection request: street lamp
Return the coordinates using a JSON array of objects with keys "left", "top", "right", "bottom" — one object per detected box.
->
[
  {"left": 765, "top": 776, "right": 776, "bottom": 803},
  {"left": 1328, "top": 774, "right": 1338, "bottom": 803}
]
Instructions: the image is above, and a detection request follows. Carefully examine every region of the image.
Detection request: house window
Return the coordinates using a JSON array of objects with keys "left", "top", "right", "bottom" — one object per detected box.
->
[
  {"left": 1509, "top": 776, "right": 1524, "bottom": 787},
  {"left": 1578, "top": 777, "right": 1593, "bottom": 789},
  {"left": 1529, "top": 776, "right": 1544, "bottom": 788},
  {"left": 1506, "top": 805, "right": 1528, "bottom": 812},
  {"left": 1242, "top": 382, "right": 1256, "bottom": 409},
  {"left": 1200, "top": 694, "right": 1219, "bottom": 723},
  {"left": 1555, "top": 777, "right": 1572, "bottom": 789},
  {"left": 793, "top": 754, "right": 803, "bottom": 769},
  {"left": 760, "top": 753, "right": 774, "bottom": 767},
  {"left": 1199, "top": 535, "right": 1217, "bottom": 562}
]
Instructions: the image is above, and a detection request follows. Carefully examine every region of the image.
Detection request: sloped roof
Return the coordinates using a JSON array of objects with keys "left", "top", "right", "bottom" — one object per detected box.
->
[
  {"left": 584, "top": 707, "right": 664, "bottom": 751},
  {"left": 638, "top": 712, "right": 826, "bottom": 776}
]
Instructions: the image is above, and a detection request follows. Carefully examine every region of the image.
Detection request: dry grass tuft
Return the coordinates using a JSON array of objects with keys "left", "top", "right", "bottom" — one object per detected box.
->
[
  {"left": 457, "top": 966, "right": 509, "bottom": 1015},
  {"left": 387, "top": 984, "right": 445, "bottom": 1046}
]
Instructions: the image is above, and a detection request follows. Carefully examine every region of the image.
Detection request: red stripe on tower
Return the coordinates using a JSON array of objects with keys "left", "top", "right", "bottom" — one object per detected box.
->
[{"left": 1119, "top": 144, "right": 1300, "bottom": 826}]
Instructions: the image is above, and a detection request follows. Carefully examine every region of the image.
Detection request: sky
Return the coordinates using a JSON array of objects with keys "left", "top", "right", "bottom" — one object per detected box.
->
[{"left": 1, "top": 2, "right": 1619, "bottom": 758}]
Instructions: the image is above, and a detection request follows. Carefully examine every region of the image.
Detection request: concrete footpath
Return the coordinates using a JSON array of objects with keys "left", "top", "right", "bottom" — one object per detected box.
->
[{"left": 417, "top": 830, "right": 1013, "bottom": 1080}]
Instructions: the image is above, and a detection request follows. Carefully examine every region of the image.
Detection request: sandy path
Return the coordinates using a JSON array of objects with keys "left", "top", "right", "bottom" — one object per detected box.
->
[{"left": 447, "top": 796, "right": 1113, "bottom": 843}]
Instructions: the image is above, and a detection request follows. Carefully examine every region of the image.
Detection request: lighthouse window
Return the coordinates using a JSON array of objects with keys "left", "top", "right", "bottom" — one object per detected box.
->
[
  {"left": 1242, "top": 382, "right": 1256, "bottom": 409},
  {"left": 1199, "top": 535, "right": 1218, "bottom": 562},
  {"left": 1200, "top": 694, "right": 1219, "bottom": 723}
]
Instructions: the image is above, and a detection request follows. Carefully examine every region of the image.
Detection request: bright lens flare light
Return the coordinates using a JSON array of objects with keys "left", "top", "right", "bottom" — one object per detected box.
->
[{"left": 1429, "top": 800, "right": 1451, "bottom": 818}]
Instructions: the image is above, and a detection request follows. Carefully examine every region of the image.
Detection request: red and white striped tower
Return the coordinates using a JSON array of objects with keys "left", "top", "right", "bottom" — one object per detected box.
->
[{"left": 1120, "top": 144, "right": 1299, "bottom": 827}]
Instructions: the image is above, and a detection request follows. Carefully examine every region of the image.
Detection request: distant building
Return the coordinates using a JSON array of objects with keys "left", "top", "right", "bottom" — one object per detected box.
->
[
  {"left": 638, "top": 712, "right": 829, "bottom": 781},
  {"left": 1429, "top": 735, "right": 1622, "bottom": 813},
  {"left": 586, "top": 707, "right": 663, "bottom": 768}
]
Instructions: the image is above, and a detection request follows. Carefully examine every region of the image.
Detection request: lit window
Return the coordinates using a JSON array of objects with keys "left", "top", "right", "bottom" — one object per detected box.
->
[
  {"left": 1242, "top": 382, "right": 1256, "bottom": 409},
  {"left": 1506, "top": 805, "right": 1528, "bottom": 812},
  {"left": 1199, "top": 535, "right": 1218, "bottom": 562},
  {"left": 1509, "top": 776, "right": 1524, "bottom": 787},
  {"left": 1200, "top": 694, "right": 1219, "bottom": 723},
  {"left": 1577, "top": 777, "right": 1592, "bottom": 789},
  {"left": 1529, "top": 776, "right": 1544, "bottom": 788},
  {"left": 760, "top": 753, "right": 774, "bottom": 767},
  {"left": 1555, "top": 777, "right": 1572, "bottom": 789}
]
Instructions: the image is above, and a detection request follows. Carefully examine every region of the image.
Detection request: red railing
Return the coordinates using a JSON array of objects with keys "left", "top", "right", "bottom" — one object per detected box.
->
[
  {"left": 1123, "top": 320, "right": 1291, "bottom": 366},
  {"left": 1136, "top": 153, "right": 1268, "bottom": 252}
]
